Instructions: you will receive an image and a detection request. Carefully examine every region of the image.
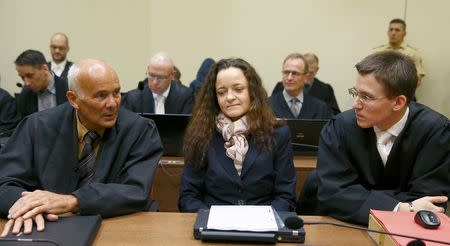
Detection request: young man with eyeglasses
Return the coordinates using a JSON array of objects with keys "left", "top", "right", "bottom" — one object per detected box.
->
[
  {"left": 315, "top": 51, "right": 448, "bottom": 225},
  {"left": 48, "top": 33, "right": 73, "bottom": 80},
  {"left": 121, "top": 52, "right": 194, "bottom": 114},
  {"left": 268, "top": 53, "right": 333, "bottom": 119}
]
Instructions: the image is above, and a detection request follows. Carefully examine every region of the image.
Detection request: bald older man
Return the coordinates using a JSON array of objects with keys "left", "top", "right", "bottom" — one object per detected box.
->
[
  {"left": 0, "top": 59, "right": 163, "bottom": 237},
  {"left": 48, "top": 33, "right": 73, "bottom": 79},
  {"left": 122, "top": 52, "right": 194, "bottom": 114}
]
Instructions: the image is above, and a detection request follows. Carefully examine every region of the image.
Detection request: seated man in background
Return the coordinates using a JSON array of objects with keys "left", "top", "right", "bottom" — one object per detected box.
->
[
  {"left": 48, "top": 33, "right": 73, "bottom": 80},
  {"left": 303, "top": 53, "right": 340, "bottom": 114},
  {"left": 174, "top": 65, "right": 182, "bottom": 84},
  {"left": 122, "top": 52, "right": 194, "bottom": 114},
  {"left": 316, "top": 51, "right": 448, "bottom": 225},
  {"left": 15, "top": 49, "right": 68, "bottom": 118},
  {"left": 271, "top": 53, "right": 340, "bottom": 115},
  {"left": 269, "top": 53, "right": 333, "bottom": 119},
  {"left": 0, "top": 87, "right": 20, "bottom": 132},
  {"left": 0, "top": 59, "right": 163, "bottom": 236}
]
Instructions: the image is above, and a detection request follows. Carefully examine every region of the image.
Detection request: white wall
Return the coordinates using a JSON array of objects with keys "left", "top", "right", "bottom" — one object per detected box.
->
[
  {"left": 1, "top": 0, "right": 449, "bottom": 117},
  {"left": 0, "top": 0, "right": 150, "bottom": 92},
  {"left": 406, "top": 0, "right": 450, "bottom": 116}
]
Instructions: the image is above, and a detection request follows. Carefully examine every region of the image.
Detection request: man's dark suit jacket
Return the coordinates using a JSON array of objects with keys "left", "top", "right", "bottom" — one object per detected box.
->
[
  {"left": 269, "top": 91, "right": 334, "bottom": 119},
  {"left": 47, "top": 61, "right": 73, "bottom": 79},
  {"left": 271, "top": 79, "right": 340, "bottom": 115},
  {"left": 122, "top": 80, "right": 194, "bottom": 114},
  {"left": 307, "top": 78, "right": 340, "bottom": 114},
  {"left": 16, "top": 76, "right": 68, "bottom": 118},
  {"left": 316, "top": 103, "right": 449, "bottom": 225},
  {"left": 0, "top": 103, "right": 163, "bottom": 218},
  {"left": 179, "top": 125, "right": 297, "bottom": 212},
  {"left": 0, "top": 89, "right": 20, "bottom": 131}
]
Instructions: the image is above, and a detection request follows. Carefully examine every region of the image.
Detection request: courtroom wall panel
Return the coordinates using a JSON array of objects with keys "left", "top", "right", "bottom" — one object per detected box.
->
[{"left": 1, "top": 0, "right": 449, "bottom": 117}]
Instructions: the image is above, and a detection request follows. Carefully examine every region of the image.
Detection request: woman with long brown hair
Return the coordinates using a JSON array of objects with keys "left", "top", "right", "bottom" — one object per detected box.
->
[{"left": 178, "top": 58, "right": 296, "bottom": 212}]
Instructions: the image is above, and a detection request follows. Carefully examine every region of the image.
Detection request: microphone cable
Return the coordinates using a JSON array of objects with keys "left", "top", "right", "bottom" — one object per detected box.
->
[{"left": 284, "top": 216, "right": 450, "bottom": 246}]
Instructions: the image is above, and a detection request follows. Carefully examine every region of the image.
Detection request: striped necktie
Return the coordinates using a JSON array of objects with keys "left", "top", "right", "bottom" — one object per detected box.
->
[
  {"left": 290, "top": 98, "right": 300, "bottom": 117},
  {"left": 78, "top": 131, "right": 100, "bottom": 186}
]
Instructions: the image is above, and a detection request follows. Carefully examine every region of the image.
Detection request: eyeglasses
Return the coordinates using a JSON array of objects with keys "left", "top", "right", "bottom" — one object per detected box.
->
[
  {"left": 50, "top": 45, "right": 67, "bottom": 51},
  {"left": 282, "top": 70, "right": 307, "bottom": 77},
  {"left": 348, "top": 87, "right": 386, "bottom": 104},
  {"left": 147, "top": 72, "right": 170, "bottom": 82}
]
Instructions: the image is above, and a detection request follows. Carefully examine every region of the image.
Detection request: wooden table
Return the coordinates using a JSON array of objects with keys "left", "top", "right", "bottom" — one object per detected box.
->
[
  {"left": 154, "top": 156, "right": 317, "bottom": 212},
  {"left": 0, "top": 213, "right": 375, "bottom": 245},
  {"left": 91, "top": 212, "right": 374, "bottom": 245}
]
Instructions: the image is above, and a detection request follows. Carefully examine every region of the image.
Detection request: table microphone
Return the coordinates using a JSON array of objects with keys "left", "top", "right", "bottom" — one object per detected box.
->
[{"left": 284, "top": 216, "right": 450, "bottom": 246}]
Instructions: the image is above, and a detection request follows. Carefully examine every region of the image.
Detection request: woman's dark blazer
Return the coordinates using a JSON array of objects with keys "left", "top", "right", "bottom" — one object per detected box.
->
[{"left": 179, "top": 124, "right": 297, "bottom": 212}]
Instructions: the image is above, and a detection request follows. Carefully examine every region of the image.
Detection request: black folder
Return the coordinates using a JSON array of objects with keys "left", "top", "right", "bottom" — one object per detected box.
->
[
  {"left": 1, "top": 215, "right": 102, "bottom": 246},
  {"left": 193, "top": 209, "right": 305, "bottom": 243}
]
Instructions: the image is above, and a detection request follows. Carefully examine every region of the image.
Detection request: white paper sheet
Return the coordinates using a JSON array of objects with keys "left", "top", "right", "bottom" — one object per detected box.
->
[{"left": 206, "top": 205, "right": 278, "bottom": 232}]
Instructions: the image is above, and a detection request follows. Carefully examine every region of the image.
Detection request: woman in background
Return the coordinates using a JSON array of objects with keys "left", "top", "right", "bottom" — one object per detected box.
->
[{"left": 178, "top": 58, "right": 296, "bottom": 212}]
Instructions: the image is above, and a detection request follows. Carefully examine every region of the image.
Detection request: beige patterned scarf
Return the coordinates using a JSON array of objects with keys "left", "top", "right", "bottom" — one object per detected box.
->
[{"left": 216, "top": 113, "right": 249, "bottom": 176}]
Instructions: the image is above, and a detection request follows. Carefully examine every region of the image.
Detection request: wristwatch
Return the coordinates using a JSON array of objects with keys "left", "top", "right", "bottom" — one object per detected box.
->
[{"left": 408, "top": 202, "right": 414, "bottom": 212}]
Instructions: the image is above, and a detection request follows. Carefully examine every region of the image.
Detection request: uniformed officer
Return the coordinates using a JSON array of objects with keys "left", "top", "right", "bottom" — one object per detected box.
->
[{"left": 373, "top": 18, "right": 425, "bottom": 86}]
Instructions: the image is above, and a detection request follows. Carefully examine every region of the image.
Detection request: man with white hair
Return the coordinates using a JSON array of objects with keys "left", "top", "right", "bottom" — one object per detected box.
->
[
  {"left": 122, "top": 52, "right": 194, "bottom": 114},
  {"left": 0, "top": 59, "right": 163, "bottom": 237}
]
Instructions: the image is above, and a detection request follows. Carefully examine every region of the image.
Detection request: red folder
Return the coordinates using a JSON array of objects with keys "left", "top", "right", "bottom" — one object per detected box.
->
[{"left": 369, "top": 209, "right": 450, "bottom": 246}]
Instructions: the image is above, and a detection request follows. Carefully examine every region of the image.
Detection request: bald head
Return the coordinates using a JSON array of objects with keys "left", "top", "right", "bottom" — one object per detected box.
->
[
  {"left": 51, "top": 33, "right": 69, "bottom": 46},
  {"left": 50, "top": 33, "right": 70, "bottom": 63},
  {"left": 67, "top": 59, "right": 121, "bottom": 132},
  {"left": 147, "top": 52, "right": 176, "bottom": 94},
  {"left": 68, "top": 59, "right": 118, "bottom": 98},
  {"left": 149, "top": 52, "right": 174, "bottom": 68}
]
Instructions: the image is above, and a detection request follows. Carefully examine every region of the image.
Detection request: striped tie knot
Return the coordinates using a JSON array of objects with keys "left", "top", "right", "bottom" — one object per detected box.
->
[
  {"left": 78, "top": 131, "right": 100, "bottom": 186},
  {"left": 84, "top": 131, "right": 99, "bottom": 145},
  {"left": 79, "top": 131, "right": 99, "bottom": 160},
  {"left": 290, "top": 97, "right": 300, "bottom": 117}
]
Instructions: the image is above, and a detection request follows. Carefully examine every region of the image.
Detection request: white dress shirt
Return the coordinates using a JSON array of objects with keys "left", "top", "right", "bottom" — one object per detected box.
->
[
  {"left": 50, "top": 60, "right": 68, "bottom": 77},
  {"left": 152, "top": 85, "right": 171, "bottom": 114}
]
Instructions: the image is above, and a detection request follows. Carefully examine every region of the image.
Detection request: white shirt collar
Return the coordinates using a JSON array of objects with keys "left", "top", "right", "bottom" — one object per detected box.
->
[
  {"left": 51, "top": 60, "right": 67, "bottom": 76},
  {"left": 374, "top": 106, "right": 409, "bottom": 138},
  {"left": 282, "top": 89, "right": 304, "bottom": 104},
  {"left": 152, "top": 83, "right": 171, "bottom": 100}
]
